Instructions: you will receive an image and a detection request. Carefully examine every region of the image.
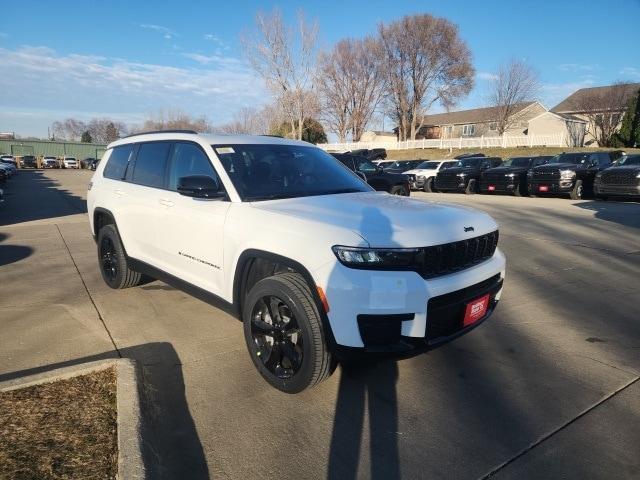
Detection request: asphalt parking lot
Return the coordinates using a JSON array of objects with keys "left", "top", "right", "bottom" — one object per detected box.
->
[{"left": 1, "top": 169, "right": 639, "bottom": 479}]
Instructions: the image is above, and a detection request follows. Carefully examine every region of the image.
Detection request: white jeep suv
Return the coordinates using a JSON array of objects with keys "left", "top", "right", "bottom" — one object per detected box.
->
[{"left": 87, "top": 131, "right": 506, "bottom": 393}]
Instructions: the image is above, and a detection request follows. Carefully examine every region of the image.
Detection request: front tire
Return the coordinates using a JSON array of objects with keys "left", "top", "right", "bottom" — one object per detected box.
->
[
  {"left": 97, "top": 224, "right": 143, "bottom": 289},
  {"left": 422, "top": 177, "right": 434, "bottom": 193},
  {"left": 465, "top": 179, "right": 477, "bottom": 195},
  {"left": 243, "top": 273, "right": 335, "bottom": 393},
  {"left": 390, "top": 185, "right": 408, "bottom": 196},
  {"left": 570, "top": 179, "right": 583, "bottom": 200}
]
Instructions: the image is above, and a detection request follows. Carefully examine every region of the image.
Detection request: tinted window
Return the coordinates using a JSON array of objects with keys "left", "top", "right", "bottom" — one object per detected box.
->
[
  {"left": 551, "top": 153, "right": 588, "bottom": 164},
  {"left": 533, "top": 157, "right": 549, "bottom": 166},
  {"left": 356, "top": 160, "right": 377, "bottom": 173},
  {"left": 502, "top": 157, "right": 532, "bottom": 168},
  {"left": 132, "top": 142, "right": 171, "bottom": 188},
  {"left": 168, "top": 143, "right": 218, "bottom": 191},
  {"left": 103, "top": 145, "right": 133, "bottom": 180},
  {"left": 597, "top": 154, "right": 611, "bottom": 166},
  {"left": 620, "top": 155, "right": 640, "bottom": 166},
  {"left": 214, "top": 144, "right": 370, "bottom": 201}
]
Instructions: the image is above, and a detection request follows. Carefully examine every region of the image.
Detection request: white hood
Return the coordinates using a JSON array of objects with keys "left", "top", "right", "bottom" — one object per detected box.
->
[{"left": 251, "top": 191, "right": 498, "bottom": 248}]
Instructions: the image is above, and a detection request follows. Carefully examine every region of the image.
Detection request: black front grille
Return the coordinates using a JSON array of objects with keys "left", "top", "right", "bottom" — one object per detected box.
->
[
  {"left": 418, "top": 231, "right": 499, "bottom": 279},
  {"left": 532, "top": 169, "right": 560, "bottom": 181},
  {"left": 436, "top": 173, "right": 461, "bottom": 189},
  {"left": 426, "top": 274, "right": 502, "bottom": 341},
  {"left": 481, "top": 173, "right": 511, "bottom": 188},
  {"left": 600, "top": 172, "right": 639, "bottom": 186}
]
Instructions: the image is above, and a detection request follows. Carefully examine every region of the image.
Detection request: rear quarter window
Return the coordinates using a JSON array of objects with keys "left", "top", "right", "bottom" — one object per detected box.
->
[{"left": 103, "top": 145, "right": 134, "bottom": 180}]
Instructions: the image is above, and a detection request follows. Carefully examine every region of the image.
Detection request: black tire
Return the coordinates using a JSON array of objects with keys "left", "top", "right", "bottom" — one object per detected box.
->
[
  {"left": 422, "top": 177, "right": 434, "bottom": 193},
  {"left": 243, "top": 272, "right": 335, "bottom": 393},
  {"left": 390, "top": 184, "right": 408, "bottom": 196},
  {"left": 513, "top": 182, "right": 522, "bottom": 197},
  {"left": 465, "top": 179, "right": 477, "bottom": 195},
  {"left": 97, "top": 224, "right": 143, "bottom": 289},
  {"left": 569, "top": 179, "right": 583, "bottom": 200}
]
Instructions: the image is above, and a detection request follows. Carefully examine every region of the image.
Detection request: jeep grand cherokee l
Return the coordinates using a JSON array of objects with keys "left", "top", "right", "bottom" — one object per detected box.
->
[
  {"left": 480, "top": 156, "right": 552, "bottom": 196},
  {"left": 527, "top": 152, "right": 612, "bottom": 199},
  {"left": 88, "top": 131, "right": 505, "bottom": 393},
  {"left": 594, "top": 154, "right": 640, "bottom": 199}
]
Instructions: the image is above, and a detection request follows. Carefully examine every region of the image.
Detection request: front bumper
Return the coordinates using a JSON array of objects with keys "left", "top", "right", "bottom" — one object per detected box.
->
[
  {"left": 313, "top": 250, "right": 506, "bottom": 353},
  {"left": 527, "top": 179, "right": 574, "bottom": 195},
  {"left": 594, "top": 183, "right": 640, "bottom": 196},
  {"left": 480, "top": 179, "right": 517, "bottom": 193}
]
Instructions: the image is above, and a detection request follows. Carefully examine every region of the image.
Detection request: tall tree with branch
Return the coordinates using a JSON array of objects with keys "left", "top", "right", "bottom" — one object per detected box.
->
[
  {"left": 489, "top": 59, "right": 540, "bottom": 135},
  {"left": 378, "top": 14, "right": 474, "bottom": 141},
  {"left": 241, "top": 8, "right": 319, "bottom": 140},
  {"left": 317, "top": 37, "right": 386, "bottom": 142}
]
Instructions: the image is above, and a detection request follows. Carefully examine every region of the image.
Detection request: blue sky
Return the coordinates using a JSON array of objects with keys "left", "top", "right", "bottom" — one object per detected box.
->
[{"left": 1, "top": 0, "right": 639, "bottom": 138}]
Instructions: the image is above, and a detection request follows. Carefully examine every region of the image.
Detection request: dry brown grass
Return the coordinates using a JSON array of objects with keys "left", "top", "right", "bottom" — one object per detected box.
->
[
  {"left": 386, "top": 146, "right": 640, "bottom": 160},
  {"left": 0, "top": 368, "right": 117, "bottom": 480}
]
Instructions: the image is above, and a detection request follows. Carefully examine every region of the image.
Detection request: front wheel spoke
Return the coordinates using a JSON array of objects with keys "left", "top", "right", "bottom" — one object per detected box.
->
[
  {"left": 281, "top": 342, "right": 301, "bottom": 369},
  {"left": 268, "top": 297, "right": 282, "bottom": 324},
  {"left": 263, "top": 342, "right": 283, "bottom": 371},
  {"left": 252, "top": 317, "right": 276, "bottom": 336},
  {"left": 283, "top": 327, "right": 301, "bottom": 337}
]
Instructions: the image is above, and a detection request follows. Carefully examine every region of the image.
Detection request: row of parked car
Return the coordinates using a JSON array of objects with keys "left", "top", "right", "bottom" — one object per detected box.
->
[
  {"left": 0, "top": 155, "right": 20, "bottom": 203},
  {"left": 363, "top": 150, "right": 639, "bottom": 201},
  {"left": 0, "top": 154, "right": 100, "bottom": 170}
]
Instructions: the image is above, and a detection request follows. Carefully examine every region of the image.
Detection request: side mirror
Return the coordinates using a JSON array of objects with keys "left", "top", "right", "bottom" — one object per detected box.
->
[{"left": 177, "top": 175, "right": 225, "bottom": 199}]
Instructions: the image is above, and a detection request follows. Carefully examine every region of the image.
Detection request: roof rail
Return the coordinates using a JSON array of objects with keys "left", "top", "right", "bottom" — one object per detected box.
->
[{"left": 121, "top": 129, "right": 198, "bottom": 139}]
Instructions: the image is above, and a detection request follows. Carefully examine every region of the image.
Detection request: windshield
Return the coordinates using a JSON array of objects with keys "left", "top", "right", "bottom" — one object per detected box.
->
[
  {"left": 386, "top": 161, "right": 411, "bottom": 169},
  {"left": 619, "top": 155, "right": 640, "bottom": 166},
  {"left": 356, "top": 160, "right": 378, "bottom": 173},
  {"left": 214, "top": 144, "right": 370, "bottom": 201},
  {"left": 501, "top": 157, "right": 532, "bottom": 168},
  {"left": 549, "top": 153, "right": 588, "bottom": 165},
  {"left": 456, "top": 157, "right": 482, "bottom": 168},
  {"left": 417, "top": 161, "right": 438, "bottom": 169}
]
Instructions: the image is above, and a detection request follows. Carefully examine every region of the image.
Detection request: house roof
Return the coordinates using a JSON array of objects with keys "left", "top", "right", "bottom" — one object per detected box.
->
[
  {"left": 551, "top": 83, "right": 640, "bottom": 113},
  {"left": 420, "top": 102, "right": 539, "bottom": 127},
  {"left": 529, "top": 111, "right": 587, "bottom": 123}
]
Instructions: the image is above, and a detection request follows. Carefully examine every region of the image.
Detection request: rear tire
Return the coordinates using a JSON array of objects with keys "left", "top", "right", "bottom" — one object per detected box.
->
[
  {"left": 97, "top": 224, "right": 143, "bottom": 289},
  {"left": 465, "top": 179, "right": 477, "bottom": 195},
  {"left": 513, "top": 182, "right": 522, "bottom": 197},
  {"left": 422, "top": 177, "right": 434, "bottom": 193},
  {"left": 569, "top": 180, "right": 583, "bottom": 200},
  {"left": 243, "top": 273, "right": 335, "bottom": 393}
]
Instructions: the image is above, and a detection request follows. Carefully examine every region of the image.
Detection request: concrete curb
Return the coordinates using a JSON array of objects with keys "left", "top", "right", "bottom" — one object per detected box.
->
[{"left": 0, "top": 358, "right": 146, "bottom": 479}]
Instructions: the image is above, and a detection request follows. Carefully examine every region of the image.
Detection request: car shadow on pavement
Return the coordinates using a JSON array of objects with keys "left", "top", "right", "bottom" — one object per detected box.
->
[
  {"left": 327, "top": 361, "right": 400, "bottom": 480},
  {"left": 0, "top": 232, "right": 34, "bottom": 267},
  {"left": 0, "top": 342, "right": 209, "bottom": 479},
  {"left": 574, "top": 200, "right": 640, "bottom": 230},
  {"left": 0, "top": 170, "right": 87, "bottom": 226}
]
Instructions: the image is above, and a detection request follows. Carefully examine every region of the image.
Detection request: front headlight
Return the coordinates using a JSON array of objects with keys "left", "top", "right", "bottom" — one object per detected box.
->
[
  {"left": 456, "top": 173, "right": 467, "bottom": 177},
  {"left": 595, "top": 172, "right": 603, "bottom": 178},
  {"left": 332, "top": 245, "right": 420, "bottom": 269},
  {"left": 505, "top": 173, "right": 517, "bottom": 178},
  {"left": 560, "top": 169, "right": 576, "bottom": 178}
]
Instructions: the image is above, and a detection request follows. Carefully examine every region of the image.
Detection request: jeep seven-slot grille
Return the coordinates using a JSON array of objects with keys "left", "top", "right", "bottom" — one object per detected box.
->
[
  {"left": 600, "top": 171, "right": 639, "bottom": 186},
  {"left": 419, "top": 230, "right": 499, "bottom": 279}
]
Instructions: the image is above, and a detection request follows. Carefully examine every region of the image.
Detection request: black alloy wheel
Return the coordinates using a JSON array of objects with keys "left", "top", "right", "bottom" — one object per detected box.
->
[
  {"left": 250, "top": 295, "right": 304, "bottom": 379},
  {"left": 100, "top": 236, "right": 118, "bottom": 281}
]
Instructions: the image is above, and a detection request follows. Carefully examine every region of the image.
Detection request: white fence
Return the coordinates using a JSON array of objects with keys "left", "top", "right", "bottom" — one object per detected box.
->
[{"left": 317, "top": 133, "right": 567, "bottom": 152}]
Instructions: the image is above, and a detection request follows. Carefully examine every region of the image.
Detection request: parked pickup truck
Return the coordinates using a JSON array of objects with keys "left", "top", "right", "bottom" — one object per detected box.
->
[
  {"left": 435, "top": 156, "right": 503, "bottom": 194},
  {"left": 403, "top": 160, "right": 458, "bottom": 192},
  {"left": 480, "top": 156, "right": 553, "bottom": 196},
  {"left": 527, "top": 152, "right": 612, "bottom": 199},
  {"left": 331, "top": 153, "right": 411, "bottom": 196},
  {"left": 594, "top": 154, "right": 640, "bottom": 199}
]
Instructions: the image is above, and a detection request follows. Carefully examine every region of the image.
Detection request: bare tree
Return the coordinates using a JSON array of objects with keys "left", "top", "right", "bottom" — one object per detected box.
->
[
  {"left": 241, "top": 8, "right": 319, "bottom": 140},
  {"left": 87, "top": 118, "right": 127, "bottom": 143},
  {"left": 219, "top": 107, "right": 264, "bottom": 134},
  {"left": 317, "top": 37, "right": 386, "bottom": 142},
  {"left": 378, "top": 14, "right": 474, "bottom": 141},
  {"left": 573, "top": 82, "right": 636, "bottom": 147},
  {"left": 489, "top": 59, "right": 540, "bottom": 135},
  {"left": 138, "top": 109, "right": 211, "bottom": 133},
  {"left": 50, "top": 118, "right": 87, "bottom": 141}
]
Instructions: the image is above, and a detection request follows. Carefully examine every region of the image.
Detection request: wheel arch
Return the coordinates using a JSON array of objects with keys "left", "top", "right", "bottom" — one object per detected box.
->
[{"left": 232, "top": 249, "right": 337, "bottom": 346}]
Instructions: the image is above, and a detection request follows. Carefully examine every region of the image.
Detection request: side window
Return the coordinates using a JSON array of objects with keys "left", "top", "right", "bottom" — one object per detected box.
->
[
  {"left": 168, "top": 142, "right": 218, "bottom": 191},
  {"left": 598, "top": 154, "right": 611, "bottom": 167},
  {"left": 103, "top": 145, "right": 133, "bottom": 180},
  {"left": 357, "top": 161, "right": 377, "bottom": 173},
  {"left": 132, "top": 142, "right": 172, "bottom": 188}
]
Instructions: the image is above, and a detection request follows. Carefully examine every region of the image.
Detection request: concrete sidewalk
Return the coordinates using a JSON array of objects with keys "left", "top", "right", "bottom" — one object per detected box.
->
[{"left": 1, "top": 169, "right": 638, "bottom": 479}]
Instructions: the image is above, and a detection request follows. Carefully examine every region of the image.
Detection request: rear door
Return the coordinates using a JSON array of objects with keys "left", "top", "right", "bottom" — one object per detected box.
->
[
  {"left": 118, "top": 141, "right": 172, "bottom": 266},
  {"left": 155, "top": 141, "right": 231, "bottom": 295}
]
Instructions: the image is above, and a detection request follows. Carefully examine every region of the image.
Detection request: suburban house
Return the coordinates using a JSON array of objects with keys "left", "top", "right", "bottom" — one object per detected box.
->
[
  {"left": 359, "top": 130, "right": 397, "bottom": 143},
  {"left": 527, "top": 111, "right": 587, "bottom": 147},
  {"left": 550, "top": 83, "right": 640, "bottom": 146},
  {"left": 411, "top": 101, "right": 546, "bottom": 139}
]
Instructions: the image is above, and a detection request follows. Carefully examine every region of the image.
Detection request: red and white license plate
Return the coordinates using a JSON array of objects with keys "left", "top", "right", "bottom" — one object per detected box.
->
[
  {"left": 463, "top": 294, "right": 490, "bottom": 327},
  {"left": 538, "top": 185, "right": 549, "bottom": 192},
  {"left": 488, "top": 185, "right": 495, "bottom": 191}
]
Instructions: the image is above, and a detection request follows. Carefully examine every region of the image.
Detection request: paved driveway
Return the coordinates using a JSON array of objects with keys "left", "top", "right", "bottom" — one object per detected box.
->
[{"left": 1, "top": 169, "right": 638, "bottom": 479}]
